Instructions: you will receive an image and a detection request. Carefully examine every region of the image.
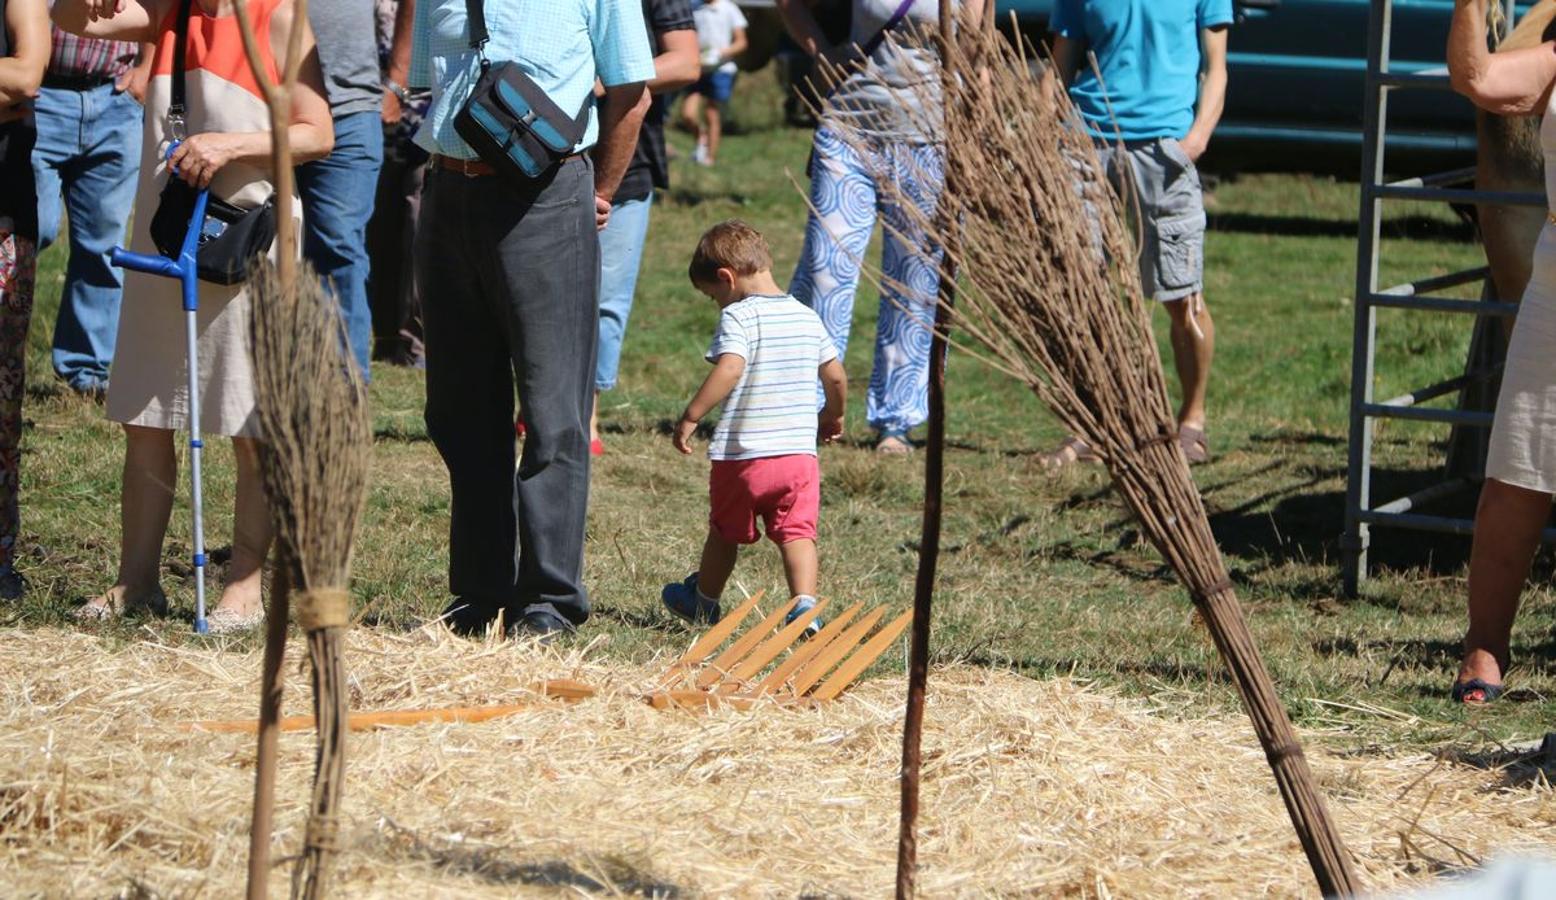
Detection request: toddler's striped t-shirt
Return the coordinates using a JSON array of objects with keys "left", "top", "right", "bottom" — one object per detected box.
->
[{"left": 705, "top": 293, "right": 838, "bottom": 461}]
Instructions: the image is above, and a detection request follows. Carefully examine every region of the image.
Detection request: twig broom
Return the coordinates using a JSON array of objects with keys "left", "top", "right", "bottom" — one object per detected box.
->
[
  {"left": 231, "top": 2, "right": 373, "bottom": 897},
  {"left": 817, "top": 18, "right": 1362, "bottom": 897}
]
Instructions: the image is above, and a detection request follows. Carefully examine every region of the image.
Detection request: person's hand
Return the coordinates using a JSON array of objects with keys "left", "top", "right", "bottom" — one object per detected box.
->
[
  {"left": 595, "top": 194, "right": 612, "bottom": 231},
  {"left": 1177, "top": 133, "right": 1208, "bottom": 163},
  {"left": 819, "top": 411, "right": 844, "bottom": 444},
  {"left": 116, "top": 65, "right": 150, "bottom": 105},
  {"left": 169, "top": 133, "right": 241, "bottom": 189},
  {"left": 673, "top": 416, "right": 698, "bottom": 455},
  {"left": 381, "top": 87, "right": 403, "bottom": 125},
  {"left": 84, "top": 0, "right": 126, "bottom": 21}
]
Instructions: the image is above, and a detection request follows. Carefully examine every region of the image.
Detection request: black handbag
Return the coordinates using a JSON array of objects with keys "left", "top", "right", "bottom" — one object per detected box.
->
[
  {"left": 148, "top": 0, "right": 277, "bottom": 286},
  {"left": 452, "top": 0, "right": 590, "bottom": 183}
]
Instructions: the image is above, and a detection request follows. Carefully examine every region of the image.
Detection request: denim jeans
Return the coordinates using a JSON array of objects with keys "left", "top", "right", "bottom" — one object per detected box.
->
[
  {"left": 417, "top": 159, "right": 599, "bottom": 626},
  {"left": 595, "top": 193, "right": 652, "bottom": 391},
  {"left": 31, "top": 82, "right": 143, "bottom": 391},
  {"left": 297, "top": 109, "right": 383, "bottom": 375}
]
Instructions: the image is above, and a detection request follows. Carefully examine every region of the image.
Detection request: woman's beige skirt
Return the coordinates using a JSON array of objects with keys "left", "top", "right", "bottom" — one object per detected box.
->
[{"left": 1486, "top": 234, "right": 1556, "bottom": 494}]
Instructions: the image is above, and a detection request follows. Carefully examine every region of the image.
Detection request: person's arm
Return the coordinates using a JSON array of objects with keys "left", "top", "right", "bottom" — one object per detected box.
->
[
  {"left": 650, "top": 28, "right": 698, "bottom": 93},
  {"left": 0, "top": 0, "right": 49, "bottom": 108},
  {"left": 774, "top": 0, "right": 833, "bottom": 61},
  {"left": 722, "top": 25, "right": 747, "bottom": 63},
  {"left": 817, "top": 357, "right": 846, "bottom": 443},
  {"left": 591, "top": 80, "right": 650, "bottom": 224},
  {"left": 1048, "top": 33, "right": 1083, "bottom": 86},
  {"left": 1178, "top": 26, "right": 1227, "bottom": 162},
  {"left": 382, "top": 0, "right": 415, "bottom": 123},
  {"left": 1450, "top": 0, "right": 1556, "bottom": 115},
  {"left": 167, "top": 0, "right": 334, "bottom": 187},
  {"left": 116, "top": 41, "right": 156, "bottom": 104},
  {"left": 52, "top": 0, "right": 158, "bottom": 42},
  {"left": 674, "top": 353, "right": 747, "bottom": 454}
]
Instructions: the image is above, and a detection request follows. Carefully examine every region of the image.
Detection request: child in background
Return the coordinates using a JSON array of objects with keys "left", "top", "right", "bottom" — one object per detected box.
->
[
  {"left": 663, "top": 220, "right": 846, "bottom": 632},
  {"left": 683, "top": 0, "right": 746, "bottom": 166}
]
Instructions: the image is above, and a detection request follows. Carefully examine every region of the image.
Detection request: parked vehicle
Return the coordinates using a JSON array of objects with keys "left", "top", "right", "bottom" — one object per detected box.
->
[{"left": 743, "top": 0, "right": 1535, "bottom": 175}]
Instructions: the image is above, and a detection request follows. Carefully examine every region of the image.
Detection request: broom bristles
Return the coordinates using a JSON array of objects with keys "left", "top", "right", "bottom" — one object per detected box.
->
[
  {"left": 247, "top": 260, "right": 371, "bottom": 898},
  {"left": 813, "top": 16, "right": 1362, "bottom": 896}
]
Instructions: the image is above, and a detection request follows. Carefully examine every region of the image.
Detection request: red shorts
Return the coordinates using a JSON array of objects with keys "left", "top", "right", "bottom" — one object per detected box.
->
[{"left": 709, "top": 454, "right": 820, "bottom": 545}]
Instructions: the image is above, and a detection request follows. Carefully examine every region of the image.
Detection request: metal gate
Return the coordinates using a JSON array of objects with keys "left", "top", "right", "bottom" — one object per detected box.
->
[{"left": 1343, "top": 0, "right": 1545, "bottom": 595}]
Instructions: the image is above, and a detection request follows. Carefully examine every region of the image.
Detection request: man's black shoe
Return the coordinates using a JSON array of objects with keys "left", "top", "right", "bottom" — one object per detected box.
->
[
  {"left": 509, "top": 609, "right": 574, "bottom": 644},
  {"left": 442, "top": 598, "right": 500, "bottom": 638}
]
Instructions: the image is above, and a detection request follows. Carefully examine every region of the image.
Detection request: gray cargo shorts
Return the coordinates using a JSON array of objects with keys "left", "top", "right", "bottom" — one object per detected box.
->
[{"left": 1096, "top": 137, "right": 1207, "bottom": 303}]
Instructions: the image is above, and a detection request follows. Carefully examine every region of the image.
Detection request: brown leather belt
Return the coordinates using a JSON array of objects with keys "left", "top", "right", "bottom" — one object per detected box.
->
[
  {"left": 432, "top": 152, "right": 586, "bottom": 178},
  {"left": 432, "top": 154, "right": 498, "bottom": 177}
]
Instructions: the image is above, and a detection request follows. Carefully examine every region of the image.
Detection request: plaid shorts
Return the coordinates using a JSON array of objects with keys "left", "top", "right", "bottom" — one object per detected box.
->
[{"left": 1097, "top": 138, "right": 1207, "bottom": 303}]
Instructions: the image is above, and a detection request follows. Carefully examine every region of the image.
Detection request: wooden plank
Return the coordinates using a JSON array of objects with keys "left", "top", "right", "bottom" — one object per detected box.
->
[
  {"left": 745, "top": 602, "right": 865, "bottom": 698},
  {"left": 714, "top": 598, "right": 831, "bottom": 694},
  {"left": 808, "top": 610, "right": 913, "bottom": 701},
  {"left": 661, "top": 589, "right": 765, "bottom": 680},
  {"left": 786, "top": 608, "right": 887, "bottom": 697},
  {"left": 184, "top": 679, "right": 596, "bottom": 733},
  {"left": 645, "top": 690, "right": 760, "bottom": 712},
  {"left": 695, "top": 595, "right": 801, "bottom": 689}
]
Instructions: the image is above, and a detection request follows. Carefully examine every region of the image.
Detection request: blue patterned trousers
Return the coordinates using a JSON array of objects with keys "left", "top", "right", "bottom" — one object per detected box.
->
[{"left": 790, "top": 127, "right": 944, "bottom": 435}]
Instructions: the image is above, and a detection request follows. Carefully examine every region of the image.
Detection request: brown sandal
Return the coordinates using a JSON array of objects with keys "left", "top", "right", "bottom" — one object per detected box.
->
[
  {"left": 1039, "top": 435, "right": 1101, "bottom": 471},
  {"left": 1178, "top": 424, "right": 1210, "bottom": 465}
]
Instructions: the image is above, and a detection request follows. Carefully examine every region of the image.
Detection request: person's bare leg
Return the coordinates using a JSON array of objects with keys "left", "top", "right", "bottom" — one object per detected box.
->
[
  {"left": 82, "top": 425, "right": 176, "bottom": 615},
  {"left": 706, "top": 104, "right": 723, "bottom": 165},
  {"left": 212, "top": 437, "right": 273, "bottom": 617},
  {"left": 777, "top": 538, "right": 818, "bottom": 598},
  {"left": 695, "top": 529, "right": 739, "bottom": 599},
  {"left": 681, "top": 93, "right": 704, "bottom": 150},
  {"left": 1457, "top": 478, "right": 1550, "bottom": 696},
  {"left": 589, "top": 388, "right": 600, "bottom": 444},
  {"left": 1165, "top": 294, "right": 1214, "bottom": 430}
]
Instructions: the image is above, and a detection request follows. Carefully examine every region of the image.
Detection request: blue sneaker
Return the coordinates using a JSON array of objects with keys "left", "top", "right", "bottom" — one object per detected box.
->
[
  {"left": 662, "top": 573, "right": 720, "bottom": 625},
  {"left": 786, "top": 594, "right": 824, "bottom": 637}
]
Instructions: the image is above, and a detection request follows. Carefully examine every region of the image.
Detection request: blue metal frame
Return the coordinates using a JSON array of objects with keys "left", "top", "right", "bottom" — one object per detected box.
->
[{"left": 109, "top": 143, "right": 212, "bottom": 633}]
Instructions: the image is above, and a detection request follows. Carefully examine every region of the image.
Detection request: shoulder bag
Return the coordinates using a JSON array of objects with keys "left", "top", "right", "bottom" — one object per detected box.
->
[
  {"left": 149, "top": 0, "right": 277, "bottom": 286},
  {"left": 452, "top": 0, "right": 591, "bottom": 183}
]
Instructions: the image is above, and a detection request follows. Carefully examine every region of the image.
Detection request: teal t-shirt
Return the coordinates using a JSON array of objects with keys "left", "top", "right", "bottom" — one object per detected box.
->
[{"left": 1050, "top": 0, "right": 1233, "bottom": 142}]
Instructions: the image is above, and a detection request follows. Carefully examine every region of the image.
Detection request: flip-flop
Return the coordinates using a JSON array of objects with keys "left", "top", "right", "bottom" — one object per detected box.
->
[
  {"left": 1039, "top": 435, "right": 1101, "bottom": 471},
  {"left": 1178, "top": 424, "right": 1210, "bottom": 465},
  {"left": 1451, "top": 678, "right": 1505, "bottom": 704}
]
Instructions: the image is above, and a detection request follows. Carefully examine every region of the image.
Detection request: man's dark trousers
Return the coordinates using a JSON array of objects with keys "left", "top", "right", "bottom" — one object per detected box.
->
[{"left": 418, "top": 157, "right": 599, "bottom": 629}]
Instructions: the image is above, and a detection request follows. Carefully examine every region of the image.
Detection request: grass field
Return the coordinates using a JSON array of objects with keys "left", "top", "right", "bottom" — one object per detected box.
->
[{"left": 6, "top": 69, "right": 1552, "bottom": 755}]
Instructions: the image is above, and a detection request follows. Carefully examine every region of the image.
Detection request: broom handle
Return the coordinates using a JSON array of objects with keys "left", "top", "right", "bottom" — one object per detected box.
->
[
  {"left": 896, "top": 4, "right": 959, "bottom": 897},
  {"left": 246, "top": 562, "right": 290, "bottom": 900}
]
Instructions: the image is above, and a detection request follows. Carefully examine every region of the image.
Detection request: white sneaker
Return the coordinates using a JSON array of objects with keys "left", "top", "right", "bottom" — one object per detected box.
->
[{"left": 692, "top": 142, "right": 708, "bottom": 165}]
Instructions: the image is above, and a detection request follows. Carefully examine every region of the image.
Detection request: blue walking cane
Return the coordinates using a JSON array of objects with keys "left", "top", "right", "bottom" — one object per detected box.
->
[{"left": 110, "top": 141, "right": 212, "bottom": 634}]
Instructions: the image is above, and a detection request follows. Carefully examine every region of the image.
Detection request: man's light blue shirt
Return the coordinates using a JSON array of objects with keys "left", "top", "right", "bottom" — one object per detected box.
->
[
  {"left": 409, "top": 0, "right": 656, "bottom": 159},
  {"left": 1051, "top": 0, "right": 1232, "bottom": 142}
]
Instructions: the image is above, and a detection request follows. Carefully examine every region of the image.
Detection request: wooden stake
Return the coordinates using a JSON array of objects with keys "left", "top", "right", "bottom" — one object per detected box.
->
[{"left": 897, "top": 5, "right": 960, "bottom": 896}]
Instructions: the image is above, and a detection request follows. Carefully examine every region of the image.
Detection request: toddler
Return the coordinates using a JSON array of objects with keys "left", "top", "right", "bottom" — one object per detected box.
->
[
  {"left": 682, "top": 0, "right": 747, "bottom": 166},
  {"left": 662, "top": 220, "right": 846, "bottom": 632}
]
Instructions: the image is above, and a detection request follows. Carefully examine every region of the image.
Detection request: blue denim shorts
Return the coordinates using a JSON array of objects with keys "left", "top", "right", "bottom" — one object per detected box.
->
[{"left": 691, "top": 69, "right": 736, "bottom": 104}]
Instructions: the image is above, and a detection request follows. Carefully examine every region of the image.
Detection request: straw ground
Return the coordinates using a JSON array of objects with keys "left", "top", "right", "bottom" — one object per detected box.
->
[
  {"left": 0, "top": 68, "right": 1553, "bottom": 892},
  {"left": 2, "top": 626, "right": 1552, "bottom": 896}
]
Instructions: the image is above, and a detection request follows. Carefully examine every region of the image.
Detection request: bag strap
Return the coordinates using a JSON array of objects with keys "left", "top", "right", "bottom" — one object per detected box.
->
[
  {"left": 860, "top": 0, "right": 919, "bottom": 58},
  {"left": 465, "top": 0, "right": 488, "bottom": 57},
  {"left": 168, "top": 0, "right": 194, "bottom": 139}
]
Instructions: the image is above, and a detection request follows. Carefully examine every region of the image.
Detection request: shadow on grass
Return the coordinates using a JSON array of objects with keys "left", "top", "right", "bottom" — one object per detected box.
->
[
  {"left": 1439, "top": 734, "right": 1556, "bottom": 790},
  {"left": 1208, "top": 212, "right": 1475, "bottom": 243},
  {"left": 952, "top": 650, "right": 1223, "bottom": 685}
]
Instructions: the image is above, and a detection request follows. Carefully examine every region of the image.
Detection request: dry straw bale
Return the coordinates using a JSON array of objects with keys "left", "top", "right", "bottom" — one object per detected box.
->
[{"left": 1, "top": 627, "right": 1551, "bottom": 897}]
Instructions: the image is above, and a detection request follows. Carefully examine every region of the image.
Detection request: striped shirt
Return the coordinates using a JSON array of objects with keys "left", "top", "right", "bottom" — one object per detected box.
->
[
  {"left": 706, "top": 294, "right": 838, "bottom": 461},
  {"left": 46, "top": 25, "right": 137, "bottom": 80}
]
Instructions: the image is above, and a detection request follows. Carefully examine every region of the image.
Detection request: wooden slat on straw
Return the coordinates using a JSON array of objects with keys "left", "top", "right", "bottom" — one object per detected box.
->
[
  {"left": 816, "top": 15, "right": 1362, "bottom": 898},
  {"left": 694, "top": 597, "right": 800, "bottom": 689},
  {"left": 715, "top": 598, "right": 831, "bottom": 693},
  {"left": 186, "top": 680, "right": 598, "bottom": 733},
  {"left": 746, "top": 601, "right": 865, "bottom": 697},
  {"left": 811, "top": 610, "right": 913, "bottom": 702}
]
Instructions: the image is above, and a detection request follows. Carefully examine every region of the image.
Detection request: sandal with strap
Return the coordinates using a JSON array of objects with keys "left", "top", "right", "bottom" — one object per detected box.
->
[
  {"left": 1451, "top": 678, "right": 1505, "bottom": 704},
  {"left": 1178, "top": 424, "right": 1210, "bottom": 465},
  {"left": 1039, "top": 435, "right": 1101, "bottom": 472}
]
